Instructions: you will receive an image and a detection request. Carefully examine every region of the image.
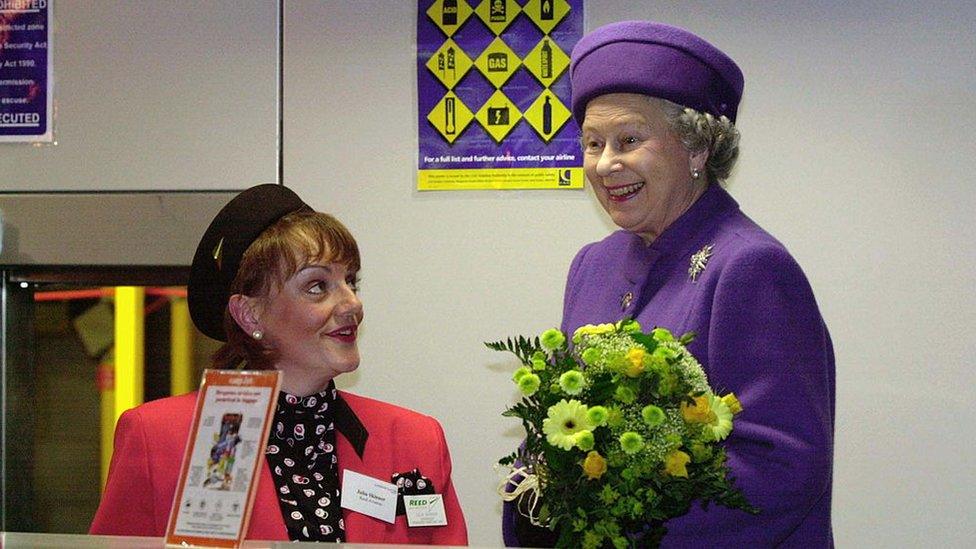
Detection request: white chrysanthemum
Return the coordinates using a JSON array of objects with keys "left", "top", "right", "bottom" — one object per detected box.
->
[
  {"left": 705, "top": 394, "right": 733, "bottom": 441},
  {"left": 664, "top": 341, "right": 710, "bottom": 392},
  {"left": 576, "top": 332, "right": 638, "bottom": 374},
  {"left": 542, "top": 399, "right": 593, "bottom": 451}
]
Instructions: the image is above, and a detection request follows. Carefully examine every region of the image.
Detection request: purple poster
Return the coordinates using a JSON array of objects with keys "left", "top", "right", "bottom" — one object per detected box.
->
[
  {"left": 417, "top": 0, "right": 584, "bottom": 190},
  {"left": 0, "top": 0, "right": 52, "bottom": 142}
]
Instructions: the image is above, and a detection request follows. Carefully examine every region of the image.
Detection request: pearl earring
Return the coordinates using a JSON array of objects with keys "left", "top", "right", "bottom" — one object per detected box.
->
[
  {"left": 251, "top": 330, "right": 263, "bottom": 340},
  {"left": 691, "top": 168, "right": 701, "bottom": 180}
]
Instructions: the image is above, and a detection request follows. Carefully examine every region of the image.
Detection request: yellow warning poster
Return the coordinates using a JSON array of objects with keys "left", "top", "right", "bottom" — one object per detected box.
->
[{"left": 417, "top": 0, "right": 584, "bottom": 190}]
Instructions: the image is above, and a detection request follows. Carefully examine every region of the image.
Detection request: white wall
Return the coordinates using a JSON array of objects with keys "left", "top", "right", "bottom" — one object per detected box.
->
[{"left": 285, "top": 1, "right": 976, "bottom": 546}]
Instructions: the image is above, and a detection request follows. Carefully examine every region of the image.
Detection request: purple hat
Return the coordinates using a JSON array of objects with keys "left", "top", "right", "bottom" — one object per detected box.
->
[{"left": 570, "top": 21, "right": 744, "bottom": 125}]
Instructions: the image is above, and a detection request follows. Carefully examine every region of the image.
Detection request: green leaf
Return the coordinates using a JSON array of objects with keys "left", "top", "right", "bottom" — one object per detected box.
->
[
  {"left": 631, "top": 332, "right": 659, "bottom": 352},
  {"left": 485, "top": 334, "right": 543, "bottom": 365}
]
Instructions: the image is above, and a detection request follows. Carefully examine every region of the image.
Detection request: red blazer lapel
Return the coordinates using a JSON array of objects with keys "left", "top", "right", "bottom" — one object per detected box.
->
[
  {"left": 245, "top": 459, "right": 289, "bottom": 539},
  {"left": 337, "top": 409, "right": 385, "bottom": 542}
]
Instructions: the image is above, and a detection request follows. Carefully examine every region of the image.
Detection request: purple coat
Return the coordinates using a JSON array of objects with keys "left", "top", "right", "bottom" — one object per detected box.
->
[{"left": 504, "top": 184, "right": 834, "bottom": 547}]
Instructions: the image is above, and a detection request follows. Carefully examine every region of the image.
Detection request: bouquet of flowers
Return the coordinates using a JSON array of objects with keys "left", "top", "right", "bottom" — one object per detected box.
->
[{"left": 489, "top": 319, "right": 756, "bottom": 548}]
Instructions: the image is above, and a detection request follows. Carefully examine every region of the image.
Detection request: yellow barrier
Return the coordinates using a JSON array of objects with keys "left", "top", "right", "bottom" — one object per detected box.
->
[
  {"left": 113, "top": 287, "right": 144, "bottom": 424},
  {"left": 98, "top": 362, "right": 114, "bottom": 490},
  {"left": 100, "top": 288, "right": 194, "bottom": 489},
  {"left": 170, "top": 296, "right": 195, "bottom": 395}
]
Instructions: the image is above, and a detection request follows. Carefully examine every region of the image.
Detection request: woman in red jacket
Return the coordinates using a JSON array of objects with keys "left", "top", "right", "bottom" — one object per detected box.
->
[{"left": 90, "top": 184, "right": 468, "bottom": 545}]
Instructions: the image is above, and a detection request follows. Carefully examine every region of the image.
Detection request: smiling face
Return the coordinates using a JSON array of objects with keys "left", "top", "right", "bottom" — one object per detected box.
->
[
  {"left": 580, "top": 93, "right": 707, "bottom": 243},
  {"left": 222, "top": 211, "right": 363, "bottom": 389},
  {"left": 257, "top": 260, "right": 363, "bottom": 393}
]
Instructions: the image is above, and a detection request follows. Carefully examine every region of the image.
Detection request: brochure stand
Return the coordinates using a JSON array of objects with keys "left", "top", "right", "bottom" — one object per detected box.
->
[{"left": 165, "top": 370, "right": 281, "bottom": 548}]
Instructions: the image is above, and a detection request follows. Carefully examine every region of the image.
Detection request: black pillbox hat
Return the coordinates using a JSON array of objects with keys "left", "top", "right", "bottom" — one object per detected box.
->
[{"left": 188, "top": 184, "right": 310, "bottom": 341}]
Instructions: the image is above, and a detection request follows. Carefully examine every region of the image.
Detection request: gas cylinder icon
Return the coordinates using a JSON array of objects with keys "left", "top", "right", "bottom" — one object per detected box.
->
[
  {"left": 542, "top": 96, "right": 552, "bottom": 135},
  {"left": 541, "top": 39, "right": 552, "bottom": 79}
]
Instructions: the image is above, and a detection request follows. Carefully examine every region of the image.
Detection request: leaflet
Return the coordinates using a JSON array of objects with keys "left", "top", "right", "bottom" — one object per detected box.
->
[{"left": 165, "top": 369, "right": 281, "bottom": 548}]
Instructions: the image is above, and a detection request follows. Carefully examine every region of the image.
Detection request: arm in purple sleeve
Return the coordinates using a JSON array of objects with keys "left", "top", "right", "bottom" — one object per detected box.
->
[{"left": 667, "top": 243, "right": 835, "bottom": 546}]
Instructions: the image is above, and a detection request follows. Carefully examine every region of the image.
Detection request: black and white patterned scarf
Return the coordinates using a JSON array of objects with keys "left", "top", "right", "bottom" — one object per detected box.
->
[{"left": 265, "top": 382, "right": 343, "bottom": 541}]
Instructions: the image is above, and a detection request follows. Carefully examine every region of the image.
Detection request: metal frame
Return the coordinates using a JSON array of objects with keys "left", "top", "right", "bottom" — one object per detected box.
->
[
  {"left": 0, "top": 266, "right": 190, "bottom": 530},
  {"left": 1, "top": 271, "right": 37, "bottom": 531}
]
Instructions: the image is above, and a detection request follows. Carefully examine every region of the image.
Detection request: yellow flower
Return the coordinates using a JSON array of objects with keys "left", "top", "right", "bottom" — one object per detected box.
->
[
  {"left": 622, "top": 348, "right": 646, "bottom": 377},
  {"left": 705, "top": 394, "right": 734, "bottom": 441},
  {"left": 680, "top": 395, "right": 716, "bottom": 424},
  {"left": 542, "top": 399, "right": 594, "bottom": 451},
  {"left": 582, "top": 451, "right": 608, "bottom": 480},
  {"left": 663, "top": 450, "right": 691, "bottom": 477},
  {"left": 721, "top": 393, "right": 743, "bottom": 415},
  {"left": 572, "top": 323, "right": 615, "bottom": 344}
]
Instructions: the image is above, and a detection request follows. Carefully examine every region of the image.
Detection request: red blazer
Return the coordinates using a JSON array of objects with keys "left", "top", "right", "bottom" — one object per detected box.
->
[{"left": 90, "top": 390, "right": 468, "bottom": 545}]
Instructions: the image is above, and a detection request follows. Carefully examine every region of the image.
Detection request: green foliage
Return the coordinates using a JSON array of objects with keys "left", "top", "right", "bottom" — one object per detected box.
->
[
  {"left": 485, "top": 335, "right": 541, "bottom": 366},
  {"left": 630, "top": 332, "right": 659, "bottom": 353},
  {"left": 491, "top": 321, "right": 757, "bottom": 548}
]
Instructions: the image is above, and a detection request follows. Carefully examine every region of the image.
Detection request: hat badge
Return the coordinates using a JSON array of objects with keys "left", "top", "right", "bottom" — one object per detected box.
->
[{"left": 212, "top": 237, "right": 224, "bottom": 271}]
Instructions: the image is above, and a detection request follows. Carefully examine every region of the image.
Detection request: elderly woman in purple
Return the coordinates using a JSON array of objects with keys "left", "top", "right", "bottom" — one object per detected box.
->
[{"left": 503, "top": 21, "right": 835, "bottom": 547}]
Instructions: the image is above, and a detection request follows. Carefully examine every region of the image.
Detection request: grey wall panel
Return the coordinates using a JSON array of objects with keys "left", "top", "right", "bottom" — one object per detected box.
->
[
  {"left": 0, "top": 0, "right": 277, "bottom": 192},
  {"left": 0, "top": 192, "right": 234, "bottom": 266}
]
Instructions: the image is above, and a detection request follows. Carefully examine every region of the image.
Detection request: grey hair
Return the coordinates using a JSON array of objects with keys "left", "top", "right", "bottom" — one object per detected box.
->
[{"left": 656, "top": 98, "right": 740, "bottom": 184}]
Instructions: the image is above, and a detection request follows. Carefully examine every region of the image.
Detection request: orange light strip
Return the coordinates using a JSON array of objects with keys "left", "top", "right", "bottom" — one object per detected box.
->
[
  {"left": 33, "top": 286, "right": 187, "bottom": 302},
  {"left": 33, "top": 288, "right": 113, "bottom": 301},
  {"left": 146, "top": 287, "right": 188, "bottom": 298}
]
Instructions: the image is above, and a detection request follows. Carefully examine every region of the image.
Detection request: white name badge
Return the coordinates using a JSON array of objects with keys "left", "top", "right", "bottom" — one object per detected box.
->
[
  {"left": 403, "top": 494, "right": 448, "bottom": 527},
  {"left": 340, "top": 470, "right": 399, "bottom": 524}
]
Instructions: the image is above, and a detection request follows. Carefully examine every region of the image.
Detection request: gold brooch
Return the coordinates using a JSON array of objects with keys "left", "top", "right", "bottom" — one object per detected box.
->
[{"left": 688, "top": 244, "right": 714, "bottom": 282}]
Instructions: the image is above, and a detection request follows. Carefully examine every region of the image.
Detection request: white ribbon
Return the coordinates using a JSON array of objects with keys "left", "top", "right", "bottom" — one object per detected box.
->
[{"left": 496, "top": 465, "right": 546, "bottom": 526}]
